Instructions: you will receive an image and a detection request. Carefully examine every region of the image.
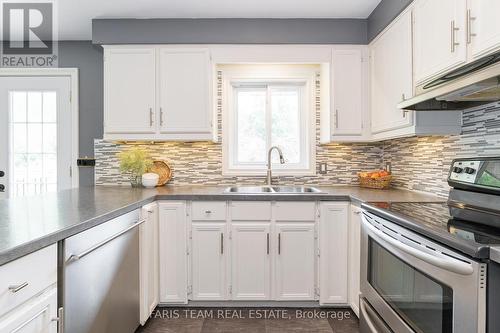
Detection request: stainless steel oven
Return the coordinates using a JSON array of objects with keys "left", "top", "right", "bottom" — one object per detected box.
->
[{"left": 360, "top": 211, "right": 486, "bottom": 333}]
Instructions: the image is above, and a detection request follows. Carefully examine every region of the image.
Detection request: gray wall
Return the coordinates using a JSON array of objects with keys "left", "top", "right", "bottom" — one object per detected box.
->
[
  {"left": 368, "top": 0, "right": 413, "bottom": 41},
  {"left": 64, "top": 1, "right": 410, "bottom": 185},
  {"left": 58, "top": 41, "right": 103, "bottom": 185},
  {"left": 92, "top": 18, "right": 368, "bottom": 45}
]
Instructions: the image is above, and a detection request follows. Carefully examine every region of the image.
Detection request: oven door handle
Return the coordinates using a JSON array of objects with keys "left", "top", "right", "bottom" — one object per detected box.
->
[{"left": 362, "top": 217, "right": 474, "bottom": 276}]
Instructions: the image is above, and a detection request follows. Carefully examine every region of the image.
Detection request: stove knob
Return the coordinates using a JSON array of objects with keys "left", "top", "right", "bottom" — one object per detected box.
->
[
  {"left": 464, "top": 167, "right": 476, "bottom": 174},
  {"left": 453, "top": 167, "right": 463, "bottom": 173}
]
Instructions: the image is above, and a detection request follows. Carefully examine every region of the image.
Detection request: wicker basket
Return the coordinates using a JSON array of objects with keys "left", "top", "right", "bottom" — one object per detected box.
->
[
  {"left": 148, "top": 160, "right": 172, "bottom": 186},
  {"left": 358, "top": 173, "right": 392, "bottom": 189}
]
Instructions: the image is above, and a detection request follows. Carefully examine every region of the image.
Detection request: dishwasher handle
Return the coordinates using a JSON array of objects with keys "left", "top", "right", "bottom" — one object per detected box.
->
[{"left": 66, "top": 218, "right": 146, "bottom": 264}]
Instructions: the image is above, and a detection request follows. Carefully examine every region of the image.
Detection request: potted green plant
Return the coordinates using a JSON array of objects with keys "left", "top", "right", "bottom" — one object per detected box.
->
[{"left": 117, "top": 148, "right": 153, "bottom": 187}]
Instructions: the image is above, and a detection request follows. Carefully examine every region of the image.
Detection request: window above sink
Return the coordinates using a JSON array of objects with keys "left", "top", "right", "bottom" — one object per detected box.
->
[{"left": 220, "top": 64, "right": 317, "bottom": 176}]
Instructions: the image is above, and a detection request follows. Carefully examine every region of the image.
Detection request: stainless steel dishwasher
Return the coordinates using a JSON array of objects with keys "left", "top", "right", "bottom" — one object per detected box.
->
[{"left": 61, "top": 209, "right": 144, "bottom": 333}]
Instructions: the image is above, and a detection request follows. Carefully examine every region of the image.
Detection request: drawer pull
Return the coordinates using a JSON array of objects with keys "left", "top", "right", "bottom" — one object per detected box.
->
[
  {"left": 9, "top": 281, "right": 28, "bottom": 293},
  {"left": 205, "top": 210, "right": 212, "bottom": 214}
]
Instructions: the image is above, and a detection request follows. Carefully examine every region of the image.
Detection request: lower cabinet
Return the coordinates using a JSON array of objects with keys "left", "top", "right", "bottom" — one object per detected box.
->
[
  {"left": 319, "top": 202, "right": 349, "bottom": 305},
  {"left": 231, "top": 222, "right": 272, "bottom": 300},
  {"left": 0, "top": 288, "right": 58, "bottom": 333},
  {"left": 159, "top": 201, "right": 188, "bottom": 304},
  {"left": 191, "top": 222, "right": 228, "bottom": 300},
  {"left": 348, "top": 205, "right": 362, "bottom": 316},
  {"left": 140, "top": 202, "right": 160, "bottom": 324},
  {"left": 157, "top": 200, "right": 350, "bottom": 306},
  {"left": 274, "top": 223, "right": 316, "bottom": 301}
]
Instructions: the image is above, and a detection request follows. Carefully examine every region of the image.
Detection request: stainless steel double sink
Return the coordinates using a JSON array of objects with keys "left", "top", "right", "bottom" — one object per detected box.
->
[{"left": 224, "top": 186, "right": 323, "bottom": 194}]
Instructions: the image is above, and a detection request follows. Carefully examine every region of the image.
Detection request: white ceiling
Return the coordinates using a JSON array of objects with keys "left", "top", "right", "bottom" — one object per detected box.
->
[{"left": 58, "top": 0, "right": 382, "bottom": 40}]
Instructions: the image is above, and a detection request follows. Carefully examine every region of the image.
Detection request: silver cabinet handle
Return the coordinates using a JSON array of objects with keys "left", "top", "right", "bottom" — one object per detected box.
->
[
  {"left": 335, "top": 109, "right": 339, "bottom": 129},
  {"left": 8, "top": 281, "right": 28, "bottom": 293},
  {"left": 361, "top": 215, "right": 474, "bottom": 275},
  {"left": 220, "top": 233, "right": 224, "bottom": 255},
  {"left": 66, "top": 219, "right": 146, "bottom": 264},
  {"left": 205, "top": 210, "right": 212, "bottom": 214},
  {"left": 451, "top": 20, "right": 460, "bottom": 53},
  {"left": 52, "top": 307, "right": 64, "bottom": 333},
  {"left": 266, "top": 233, "right": 270, "bottom": 255},
  {"left": 160, "top": 107, "right": 164, "bottom": 126},
  {"left": 149, "top": 108, "right": 154, "bottom": 127},
  {"left": 354, "top": 210, "right": 362, "bottom": 215},
  {"left": 278, "top": 233, "right": 281, "bottom": 255},
  {"left": 466, "top": 9, "right": 477, "bottom": 44}
]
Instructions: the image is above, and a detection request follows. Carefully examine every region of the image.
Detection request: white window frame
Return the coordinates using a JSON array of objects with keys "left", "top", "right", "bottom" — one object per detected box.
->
[{"left": 222, "top": 65, "right": 316, "bottom": 176}]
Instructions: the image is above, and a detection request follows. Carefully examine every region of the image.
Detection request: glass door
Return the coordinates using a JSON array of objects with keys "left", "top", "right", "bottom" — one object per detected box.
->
[
  {"left": 368, "top": 238, "right": 453, "bottom": 333},
  {"left": 0, "top": 77, "right": 73, "bottom": 198}
]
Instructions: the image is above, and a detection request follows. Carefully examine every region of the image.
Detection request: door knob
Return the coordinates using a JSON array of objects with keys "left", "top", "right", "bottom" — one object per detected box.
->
[
  {"left": 0, "top": 171, "right": 4, "bottom": 177},
  {"left": 0, "top": 184, "right": 5, "bottom": 192}
]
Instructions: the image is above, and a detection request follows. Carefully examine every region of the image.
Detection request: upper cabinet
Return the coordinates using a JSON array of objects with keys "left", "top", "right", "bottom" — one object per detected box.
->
[
  {"left": 104, "top": 47, "right": 156, "bottom": 134},
  {"left": 158, "top": 48, "right": 212, "bottom": 138},
  {"left": 370, "top": 10, "right": 414, "bottom": 136},
  {"left": 321, "top": 46, "right": 371, "bottom": 143},
  {"left": 413, "top": 0, "right": 500, "bottom": 84},
  {"left": 103, "top": 46, "right": 214, "bottom": 141},
  {"left": 468, "top": 0, "right": 500, "bottom": 59},
  {"left": 413, "top": 0, "right": 467, "bottom": 84}
]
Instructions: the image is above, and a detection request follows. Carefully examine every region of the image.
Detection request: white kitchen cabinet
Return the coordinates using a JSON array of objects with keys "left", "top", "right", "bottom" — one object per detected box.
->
[
  {"left": 231, "top": 222, "right": 271, "bottom": 300},
  {"left": 370, "top": 9, "right": 414, "bottom": 135},
  {"left": 413, "top": 0, "right": 467, "bottom": 84},
  {"left": 468, "top": 0, "right": 500, "bottom": 59},
  {"left": 0, "top": 288, "right": 58, "bottom": 333},
  {"left": 319, "top": 202, "right": 349, "bottom": 305},
  {"left": 274, "top": 222, "right": 316, "bottom": 301},
  {"left": 104, "top": 47, "right": 156, "bottom": 134},
  {"left": 159, "top": 48, "right": 212, "bottom": 140},
  {"left": 103, "top": 46, "right": 214, "bottom": 141},
  {"left": 370, "top": 9, "right": 463, "bottom": 141},
  {"left": 140, "top": 202, "right": 159, "bottom": 325},
  {"left": 331, "top": 49, "right": 365, "bottom": 137},
  {"left": 190, "top": 222, "right": 228, "bottom": 300},
  {"left": 348, "top": 205, "right": 362, "bottom": 317},
  {"left": 159, "top": 201, "right": 188, "bottom": 304}
]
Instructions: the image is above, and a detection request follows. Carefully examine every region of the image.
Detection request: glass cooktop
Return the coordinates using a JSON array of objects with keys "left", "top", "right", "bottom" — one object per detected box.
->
[{"left": 369, "top": 202, "right": 500, "bottom": 247}]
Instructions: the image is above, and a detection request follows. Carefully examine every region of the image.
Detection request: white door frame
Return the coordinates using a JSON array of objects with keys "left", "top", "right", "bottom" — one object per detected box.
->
[{"left": 0, "top": 68, "right": 79, "bottom": 187}]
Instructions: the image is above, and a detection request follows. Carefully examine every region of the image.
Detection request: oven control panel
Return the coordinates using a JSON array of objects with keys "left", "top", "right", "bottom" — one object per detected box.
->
[{"left": 449, "top": 160, "right": 480, "bottom": 184}]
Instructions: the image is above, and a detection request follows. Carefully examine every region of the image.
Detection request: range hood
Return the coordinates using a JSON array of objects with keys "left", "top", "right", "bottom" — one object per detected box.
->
[{"left": 398, "top": 51, "right": 500, "bottom": 111}]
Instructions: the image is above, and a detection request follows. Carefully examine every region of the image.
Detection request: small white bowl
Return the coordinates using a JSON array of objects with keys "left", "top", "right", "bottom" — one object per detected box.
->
[{"left": 142, "top": 173, "right": 159, "bottom": 188}]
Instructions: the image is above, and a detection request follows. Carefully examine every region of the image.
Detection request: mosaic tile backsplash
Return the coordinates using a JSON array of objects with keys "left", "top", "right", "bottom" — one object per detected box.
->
[{"left": 95, "top": 68, "right": 500, "bottom": 198}]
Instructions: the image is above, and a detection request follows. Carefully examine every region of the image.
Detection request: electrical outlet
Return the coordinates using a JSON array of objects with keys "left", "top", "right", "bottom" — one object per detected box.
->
[{"left": 319, "top": 163, "right": 328, "bottom": 174}]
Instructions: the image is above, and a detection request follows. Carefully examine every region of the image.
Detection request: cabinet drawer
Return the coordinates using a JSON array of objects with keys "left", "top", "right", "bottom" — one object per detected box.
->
[
  {"left": 231, "top": 202, "right": 272, "bottom": 221},
  {"left": 0, "top": 244, "right": 57, "bottom": 317},
  {"left": 274, "top": 202, "right": 316, "bottom": 221},
  {"left": 192, "top": 201, "right": 227, "bottom": 221}
]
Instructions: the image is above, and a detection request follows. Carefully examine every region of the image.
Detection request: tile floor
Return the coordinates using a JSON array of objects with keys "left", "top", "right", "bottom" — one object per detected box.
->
[{"left": 136, "top": 308, "right": 359, "bottom": 333}]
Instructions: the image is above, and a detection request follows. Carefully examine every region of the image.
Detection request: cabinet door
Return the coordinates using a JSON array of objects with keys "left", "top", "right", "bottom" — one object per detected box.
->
[
  {"left": 331, "top": 49, "right": 364, "bottom": 136},
  {"left": 413, "top": 0, "right": 467, "bottom": 83},
  {"left": 140, "top": 202, "right": 159, "bottom": 325},
  {"left": 348, "top": 206, "right": 362, "bottom": 317},
  {"left": 371, "top": 10, "right": 414, "bottom": 134},
  {"left": 319, "top": 202, "right": 349, "bottom": 305},
  {"left": 159, "top": 201, "right": 188, "bottom": 304},
  {"left": 0, "top": 288, "right": 58, "bottom": 333},
  {"left": 191, "top": 222, "right": 228, "bottom": 300},
  {"left": 159, "top": 48, "right": 212, "bottom": 137},
  {"left": 469, "top": 0, "right": 500, "bottom": 59},
  {"left": 231, "top": 223, "right": 271, "bottom": 300},
  {"left": 274, "top": 223, "right": 316, "bottom": 301},
  {"left": 104, "top": 47, "right": 156, "bottom": 134}
]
